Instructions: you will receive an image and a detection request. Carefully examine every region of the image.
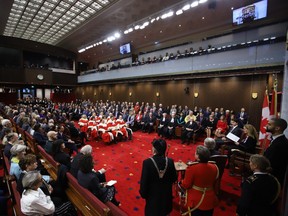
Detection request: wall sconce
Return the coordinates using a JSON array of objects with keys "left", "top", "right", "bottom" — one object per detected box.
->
[
  {"left": 194, "top": 92, "right": 199, "bottom": 98},
  {"left": 129, "top": 92, "right": 132, "bottom": 97},
  {"left": 109, "top": 92, "right": 112, "bottom": 96},
  {"left": 251, "top": 92, "right": 258, "bottom": 99},
  {"left": 94, "top": 92, "right": 97, "bottom": 96},
  {"left": 156, "top": 92, "right": 160, "bottom": 97},
  {"left": 82, "top": 92, "right": 85, "bottom": 96}
]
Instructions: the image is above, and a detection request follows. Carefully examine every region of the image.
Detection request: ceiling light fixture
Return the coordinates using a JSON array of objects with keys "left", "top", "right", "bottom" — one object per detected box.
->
[
  {"left": 176, "top": 9, "right": 183, "bottom": 15},
  {"left": 199, "top": 0, "right": 208, "bottom": 3},
  {"left": 191, "top": 1, "right": 199, "bottom": 7},
  {"left": 182, "top": 4, "right": 190, "bottom": 11}
]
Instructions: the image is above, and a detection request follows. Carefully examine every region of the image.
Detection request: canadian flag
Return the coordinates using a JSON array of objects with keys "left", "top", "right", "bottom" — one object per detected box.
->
[{"left": 259, "top": 90, "right": 270, "bottom": 149}]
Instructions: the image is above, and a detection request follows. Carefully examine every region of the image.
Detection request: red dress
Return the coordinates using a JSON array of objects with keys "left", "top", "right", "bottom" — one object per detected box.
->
[
  {"left": 181, "top": 162, "right": 219, "bottom": 211},
  {"left": 216, "top": 120, "right": 228, "bottom": 133}
]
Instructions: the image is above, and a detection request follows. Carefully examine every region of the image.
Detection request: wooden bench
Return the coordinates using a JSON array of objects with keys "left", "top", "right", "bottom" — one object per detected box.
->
[
  {"left": 25, "top": 131, "right": 38, "bottom": 154},
  {"left": 66, "top": 172, "right": 111, "bottom": 216},
  {"left": 11, "top": 181, "right": 25, "bottom": 216},
  {"left": 66, "top": 173, "right": 127, "bottom": 216},
  {"left": 106, "top": 200, "right": 128, "bottom": 216},
  {"left": 37, "top": 145, "right": 59, "bottom": 180}
]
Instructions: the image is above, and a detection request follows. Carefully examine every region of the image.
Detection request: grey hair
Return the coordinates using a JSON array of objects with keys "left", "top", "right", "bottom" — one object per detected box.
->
[
  {"left": 1, "top": 119, "right": 11, "bottom": 126},
  {"left": 250, "top": 154, "right": 272, "bottom": 173},
  {"left": 204, "top": 138, "right": 216, "bottom": 150},
  {"left": 80, "top": 145, "right": 92, "bottom": 155},
  {"left": 10, "top": 144, "right": 26, "bottom": 156},
  {"left": 22, "top": 171, "right": 41, "bottom": 189},
  {"left": 196, "top": 145, "right": 210, "bottom": 163}
]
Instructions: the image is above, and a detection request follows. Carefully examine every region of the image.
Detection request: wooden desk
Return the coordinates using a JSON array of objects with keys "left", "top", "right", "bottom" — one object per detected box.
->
[{"left": 174, "top": 161, "right": 188, "bottom": 180}]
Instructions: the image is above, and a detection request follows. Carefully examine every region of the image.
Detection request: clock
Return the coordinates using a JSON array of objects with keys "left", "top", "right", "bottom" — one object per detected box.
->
[{"left": 37, "top": 74, "right": 44, "bottom": 80}]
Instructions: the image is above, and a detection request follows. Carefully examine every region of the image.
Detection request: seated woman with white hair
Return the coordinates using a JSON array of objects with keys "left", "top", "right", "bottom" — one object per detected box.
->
[
  {"left": 70, "top": 145, "right": 106, "bottom": 183},
  {"left": 204, "top": 137, "right": 220, "bottom": 156},
  {"left": 21, "top": 171, "right": 55, "bottom": 215}
]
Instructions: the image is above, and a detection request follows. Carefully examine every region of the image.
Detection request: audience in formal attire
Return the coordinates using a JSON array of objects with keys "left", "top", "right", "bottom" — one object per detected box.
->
[
  {"left": 204, "top": 115, "right": 217, "bottom": 138},
  {"left": 52, "top": 139, "right": 71, "bottom": 170},
  {"left": 158, "top": 112, "right": 169, "bottom": 137},
  {"left": 237, "top": 154, "right": 280, "bottom": 216},
  {"left": 264, "top": 118, "right": 288, "bottom": 186},
  {"left": 166, "top": 112, "right": 177, "bottom": 139},
  {"left": 77, "top": 154, "right": 120, "bottom": 206},
  {"left": 180, "top": 145, "right": 219, "bottom": 216},
  {"left": 44, "top": 130, "right": 58, "bottom": 155},
  {"left": 21, "top": 171, "right": 55, "bottom": 215},
  {"left": 229, "top": 124, "right": 258, "bottom": 154},
  {"left": 57, "top": 125, "right": 78, "bottom": 155},
  {"left": 4, "top": 132, "right": 23, "bottom": 159},
  {"left": 9, "top": 144, "right": 27, "bottom": 180},
  {"left": 70, "top": 145, "right": 106, "bottom": 183},
  {"left": 236, "top": 108, "right": 248, "bottom": 128},
  {"left": 214, "top": 115, "right": 228, "bottom": 138},
  {"left": 181, "top": 118, "right": 199, "bottom": 144},
  {"left": 33, "top": 124, "right": 48, "bottom": 147},
  {"left": 140, "top": 139, "right": 177, "bottom": 216},
  {"left": 143, "top": 112, "right": 156, "bottom": 133}
]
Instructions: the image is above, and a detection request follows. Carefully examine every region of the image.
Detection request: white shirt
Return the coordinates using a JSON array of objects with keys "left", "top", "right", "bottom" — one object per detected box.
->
[{"left": 21, "top": 188, "right": 55, "bottom": 216}]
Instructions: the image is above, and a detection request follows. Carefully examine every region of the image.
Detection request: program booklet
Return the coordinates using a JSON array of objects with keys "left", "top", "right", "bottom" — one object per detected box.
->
[
  {"left": 106, "top": 180, "right": 117, "bottom": 186},
  {"left": 226, "top": 132, "right": 240, "bottom": 142}
]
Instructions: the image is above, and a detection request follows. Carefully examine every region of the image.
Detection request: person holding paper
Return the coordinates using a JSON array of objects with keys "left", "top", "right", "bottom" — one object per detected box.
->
[{"left": 77, "top": 154, "right": 120, "bottom": 206}]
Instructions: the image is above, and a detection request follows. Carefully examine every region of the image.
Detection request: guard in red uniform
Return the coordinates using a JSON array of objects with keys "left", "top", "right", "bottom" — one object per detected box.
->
[{"left": 180, "top": 145, "right": 219, "bottom": 216}]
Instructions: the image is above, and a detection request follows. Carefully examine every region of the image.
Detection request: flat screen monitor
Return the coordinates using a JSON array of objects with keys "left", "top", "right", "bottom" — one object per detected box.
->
[
  {"left": 233, "top": 0, "right": 267, "bottom": 25},
  {"left": 120, "top": 43, "right": 131, "bottom": 54}
]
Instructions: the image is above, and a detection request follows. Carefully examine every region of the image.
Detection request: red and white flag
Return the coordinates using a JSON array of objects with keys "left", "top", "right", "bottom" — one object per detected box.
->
[{"left": 259, "top": 90, "right": 270, "bottom": 149}]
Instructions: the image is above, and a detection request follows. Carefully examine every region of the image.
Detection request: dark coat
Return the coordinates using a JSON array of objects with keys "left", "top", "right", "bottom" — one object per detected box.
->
[
  {"left": 264, "top": 134, "right": 288, "bottom": 186},
  {"left": 238, "top": 136, "right": 257, "bottom": 154},
  {"left": 53, "top": 151, "right": 71, "bottom": 170},
  {"left": 237, "top": 173, "right": 280, "bottom": 216},
  {"left": 140, "top": 155, "right": 177, "bottom": 216},
  {"left": 33, "top": 131, "right": 48, "bottom": 146},
  {"left": 77, "top": 170, "right": 108, "bottom": 202}
]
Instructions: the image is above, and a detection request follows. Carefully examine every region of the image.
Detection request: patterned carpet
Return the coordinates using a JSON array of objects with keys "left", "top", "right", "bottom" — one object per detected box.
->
[{"left": 87, "top": 131, "right": 241, "bottom": 216}]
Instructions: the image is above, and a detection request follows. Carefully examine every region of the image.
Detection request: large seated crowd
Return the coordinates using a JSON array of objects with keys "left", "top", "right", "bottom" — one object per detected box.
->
[{"left": 0, "top": 97, "right": 287, "bottom": 216}]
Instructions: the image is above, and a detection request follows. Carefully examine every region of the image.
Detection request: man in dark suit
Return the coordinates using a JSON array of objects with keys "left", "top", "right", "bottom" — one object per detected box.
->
[
  {"left": 264, "top": 118, "right": 288, "bottom": 186},
  {"left": 143, "top": 112, "right": 156, "bottom": 134},
  {"left": 227, "top": 118, "right": 243, "bottom": 138},
  {"left": 181, "top": 118, "right": 199, "bottom": 144},
  {"left": 140, "top": 139, "right": 177, "bottom": 216},
  {"left": 237, "top": 107, "right": 249, "bottom": 128},
  {"left": 157, "top": 112, "right": 169, "bottom": 137},
  {"left": 57, "top": 125, "right": 78, "bottom": 155}
]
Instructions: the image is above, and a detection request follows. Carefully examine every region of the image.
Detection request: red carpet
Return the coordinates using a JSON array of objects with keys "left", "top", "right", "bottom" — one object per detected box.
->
[{"left": 86, "top": 131, "right": 241, "bottom": 216}]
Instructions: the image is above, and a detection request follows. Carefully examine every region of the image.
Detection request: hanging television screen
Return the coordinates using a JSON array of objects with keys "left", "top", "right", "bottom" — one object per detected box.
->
[
  {"left": 119, "top": 43, "right": 131, "bottom": 54},
  {"left": 233, "top": 0, "right": 267, "bottom": 25}
]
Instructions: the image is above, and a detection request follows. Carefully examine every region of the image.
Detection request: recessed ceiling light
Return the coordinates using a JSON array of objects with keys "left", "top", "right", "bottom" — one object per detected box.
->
[
  {"left": 191, "top": 1, "right": 199, "bottom": 7},
  {"left": 182, "top": 4, "right": 190, "bottom": 11},
  {"left": 176, "top": 10, "right": 183, "bottom": 15},
  {"left": 179, "top": 24, "right": 181, "bottom": 27},
  {"left": 202, "top": 17, "right": 205, "bottom": 20}
]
